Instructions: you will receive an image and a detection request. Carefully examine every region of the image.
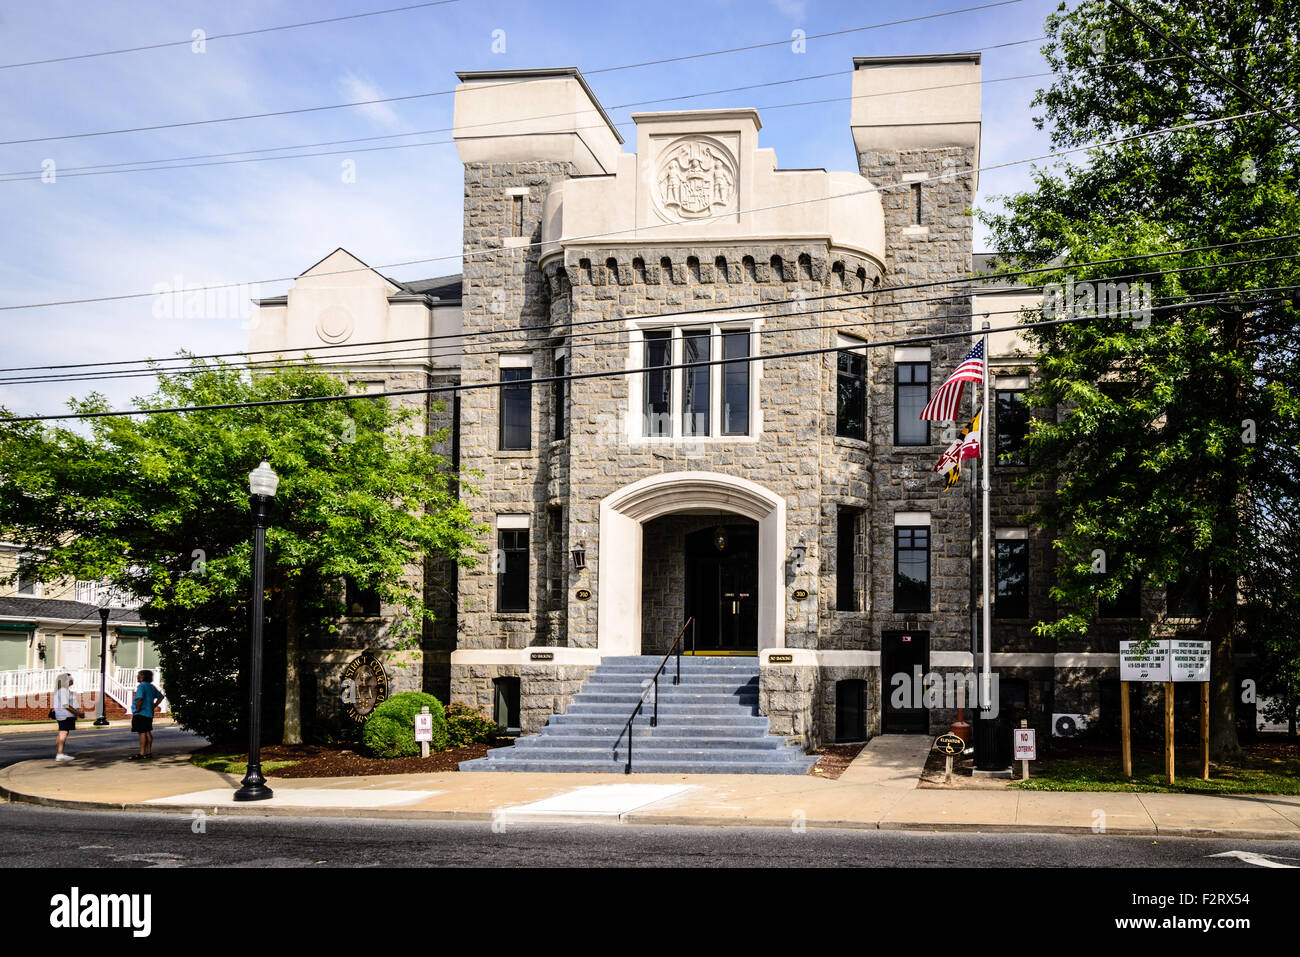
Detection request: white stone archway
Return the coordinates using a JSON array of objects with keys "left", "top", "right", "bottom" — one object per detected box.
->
[{"left": 597, "top": 471, "right": 786, "bottom": 657}]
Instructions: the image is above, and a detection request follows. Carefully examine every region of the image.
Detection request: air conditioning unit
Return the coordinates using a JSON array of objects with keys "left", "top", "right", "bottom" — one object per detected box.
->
[{"left": 1052, "top": 713, "right": 1091, "bottom": 738}]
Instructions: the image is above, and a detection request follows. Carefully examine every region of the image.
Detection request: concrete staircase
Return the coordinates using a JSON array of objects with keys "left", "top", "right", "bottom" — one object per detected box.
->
[{"left": 459, "top": 656, "right": 816, "bottom": 774}]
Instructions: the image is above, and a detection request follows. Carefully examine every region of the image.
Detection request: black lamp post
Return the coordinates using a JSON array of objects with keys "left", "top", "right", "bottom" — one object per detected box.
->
[
  {"left": 93, "top": 606, "right": 111, "bottom": 726},
  {"left": 234, "top": 460, "right": 279, "bottom": 802}
]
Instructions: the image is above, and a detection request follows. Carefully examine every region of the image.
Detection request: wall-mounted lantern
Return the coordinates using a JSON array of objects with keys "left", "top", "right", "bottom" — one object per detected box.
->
[
  {"left": 570, "top": 545, "right": 586, "bottom": 571},
  {"left": 790, "top": 543, "right": 808, "bottom": 572},
  {"left": 713, "top": 527, "right": 728, "bottom": 552}
]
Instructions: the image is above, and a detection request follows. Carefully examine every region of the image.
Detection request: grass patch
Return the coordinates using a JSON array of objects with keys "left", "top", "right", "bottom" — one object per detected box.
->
[
  {"left": 191, "top": 752, "right": 300, "bottom": 776},
  {"left": 1011, "top": 751, "right": 1300, "bottom": 795}
]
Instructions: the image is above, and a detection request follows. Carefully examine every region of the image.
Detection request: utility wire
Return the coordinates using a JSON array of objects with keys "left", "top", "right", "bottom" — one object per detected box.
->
[
  {"left": 4, "top": 286, "right": 1295, "bottom": 424},
  {"left": 1, "top": 230, "right": 1294, "bottom": 377},
  {"left": 1103, "top": 0, "right": 1300, "bottom": 138},
  {"left": 0, "top": 1, "right": 468, "bottom": 71},
  {"left": 0, "top": 108, "right": 1276, "bottom": 314},
  {"left": 0, "top": 1, "right": 1023, "bottom": 144},
  {"left": 3, "top": 251, "right": 1294, "bottom": 387}
]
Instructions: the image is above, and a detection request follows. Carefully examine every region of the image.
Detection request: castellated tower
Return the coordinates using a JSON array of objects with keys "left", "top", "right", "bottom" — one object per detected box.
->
[
  {"left": 450, "top": 69, "right": 624, "bottom": 721},
  {"left": 852, "top": 54, "right": 982, "bottom": 725}
]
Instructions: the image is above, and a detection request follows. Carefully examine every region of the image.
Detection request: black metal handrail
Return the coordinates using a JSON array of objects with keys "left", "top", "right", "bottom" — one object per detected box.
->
[{"left": 614, "top": 616, "right": 695, "bottom": 774}]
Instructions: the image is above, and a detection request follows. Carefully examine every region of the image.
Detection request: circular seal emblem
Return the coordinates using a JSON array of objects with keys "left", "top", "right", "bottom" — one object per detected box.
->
[
  {"left": 653, "top": 136, "right": 737, "bottom": 223},
  {"left": 341, "top": 651, "right": 389, "bottom": 722},
  {"left": 315, "top": 305, "right": 355, "bottom": 344}
]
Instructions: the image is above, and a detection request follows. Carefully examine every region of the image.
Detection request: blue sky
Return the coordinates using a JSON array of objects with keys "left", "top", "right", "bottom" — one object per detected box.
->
[{"left": 0, "top": 0, "right": 1066, "bottom": 416}]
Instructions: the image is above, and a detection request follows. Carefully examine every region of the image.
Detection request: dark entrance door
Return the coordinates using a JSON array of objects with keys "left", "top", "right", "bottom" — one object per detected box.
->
[
  {"left": 881, "top": 630, "right": 930, "bottom": 733},
  {"left": 685, "top": 523, "right": 758, "bottom": 652}
]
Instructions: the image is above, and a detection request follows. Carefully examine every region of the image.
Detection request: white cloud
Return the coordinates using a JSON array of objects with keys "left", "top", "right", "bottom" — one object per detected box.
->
[{"left": 337, "top": 71, "right": 404, "bottom": 130}]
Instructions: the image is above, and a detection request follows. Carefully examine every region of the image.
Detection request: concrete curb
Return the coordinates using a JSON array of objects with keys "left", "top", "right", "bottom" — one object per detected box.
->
[{"left": 4, "top": 776, "right": 1299, "bottom": 840}]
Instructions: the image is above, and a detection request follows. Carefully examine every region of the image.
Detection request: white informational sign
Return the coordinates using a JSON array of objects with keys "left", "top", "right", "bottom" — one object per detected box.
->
[
  {"left": 1120, "top": 639, "right": 1171, "bottom": 682},
  {"left": 414, "top": 712, "right": 433, "bottom": 742},
  {"left": 1170, "top": 639, "right": 1211, "bottom": 682},
  {"left": 1013, "top": 728, "right": 1037, "bottom": 761}
]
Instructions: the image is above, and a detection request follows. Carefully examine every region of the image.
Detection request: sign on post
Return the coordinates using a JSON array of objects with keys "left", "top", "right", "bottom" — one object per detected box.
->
[
  {"left": 1170, "top": 640, "right": 1210, "bottom": 682},
  {"left": 1120, "top": 639, "right": 1170, "bottom": 682},
  {"left": 415, "top": 706, "right": 433, "bottom": 758},
  {"left": 1013, "top": 727, "right": 1036, "bottom": 761}
]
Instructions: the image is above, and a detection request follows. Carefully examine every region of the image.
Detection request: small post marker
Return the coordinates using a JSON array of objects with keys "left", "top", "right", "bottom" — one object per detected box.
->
[
  {"left": 1012, "top": 719, "right": 1036, "bottom": 780},
  {"left": 415, "top": 705, "right": 433, "bottom": 758}
]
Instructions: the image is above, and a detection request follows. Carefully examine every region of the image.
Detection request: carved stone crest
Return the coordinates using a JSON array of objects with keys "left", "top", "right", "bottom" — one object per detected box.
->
[{"left": 653, "top": 136, "right": 737, "bottom": 222}]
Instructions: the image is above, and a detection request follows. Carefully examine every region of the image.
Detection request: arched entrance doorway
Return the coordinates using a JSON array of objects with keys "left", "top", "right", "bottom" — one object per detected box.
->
[{"left": 597, "top": 471, "right": 785, "bottom": 658}]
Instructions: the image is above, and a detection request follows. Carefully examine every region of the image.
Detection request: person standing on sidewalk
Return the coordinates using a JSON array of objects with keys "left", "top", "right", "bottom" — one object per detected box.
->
[
  {"left": 128, "top": 670, "right": 165, "bottom": 761},
  {"left": 52, "top": 673, "right": 84, "bottom": 762}
]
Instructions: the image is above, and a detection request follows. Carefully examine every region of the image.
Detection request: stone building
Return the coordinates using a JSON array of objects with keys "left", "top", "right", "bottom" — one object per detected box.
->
[{"left": 249, "top": 55, "right": 1219, "bottom": 750}]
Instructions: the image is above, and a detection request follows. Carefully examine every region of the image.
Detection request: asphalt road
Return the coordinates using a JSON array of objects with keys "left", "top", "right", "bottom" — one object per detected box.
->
[
  {"left": 0, "top": 725, "right": 204, "bottom": 769},
  {"left": 0, "top": 801, "right": 1296, "bottom": 868}
]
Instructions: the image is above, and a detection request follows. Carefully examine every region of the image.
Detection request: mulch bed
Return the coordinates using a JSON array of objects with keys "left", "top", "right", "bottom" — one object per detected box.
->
[
  {"left": 203, "top": 742, "right": 509, "bottom": 777},
  {"left": 806, "top": 741, "right": 866, "bottom": 779}
]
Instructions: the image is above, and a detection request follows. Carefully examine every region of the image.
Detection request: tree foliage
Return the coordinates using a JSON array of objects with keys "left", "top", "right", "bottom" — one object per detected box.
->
[
  {"left": 0, "top": 359, "right": 482, "bottom": 744},
  {"left": 978, "top": 0, "right": 1300, "bottom": 757}
]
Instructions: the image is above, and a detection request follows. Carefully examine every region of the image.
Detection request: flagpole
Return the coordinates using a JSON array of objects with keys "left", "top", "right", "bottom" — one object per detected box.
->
[{"left": 980, "top": 320, "right": 993, "bottom": 727}]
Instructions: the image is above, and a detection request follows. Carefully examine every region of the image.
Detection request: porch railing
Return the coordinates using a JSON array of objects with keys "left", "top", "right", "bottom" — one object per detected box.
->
[
  {"left": 0, "top": 666, "right": 166, "bottom": 714},
  {"left": 614, "top": 617, "right": 695, "bottom": 774}
]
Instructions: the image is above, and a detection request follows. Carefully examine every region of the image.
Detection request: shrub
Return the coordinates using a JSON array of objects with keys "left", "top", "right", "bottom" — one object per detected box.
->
[
  {"left": 362, "top": 692, "right": 448, "bottom": 758},
  {"left": 445, "top": 702, "right": 501, "bottom": 748}
]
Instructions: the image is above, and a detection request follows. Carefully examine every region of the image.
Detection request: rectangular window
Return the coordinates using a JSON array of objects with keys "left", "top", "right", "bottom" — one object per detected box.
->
[
  {"left": 511, "top": 194, "right": 525, "bottom": 237},
  {"left": 895, "top": 362, "right": 930, "bottom": 446},
  {"left": 682, "top": 330, "right": 711, "bottom": 436},
  {"left": 836, "top": 508, "right": 860, "bottom": 612},
  {"left": 499, "top": 367, "right": 532, "bottom": 450},
  {"left": 14, "top": 556, "right": 38, "bottom": 597},
  {"left": 497, "top": 528, "right": 529, "bottom": 613},
  {"left": 345, "top": 577, "right": 381, "bottom": 617},
  {"left": 912, "top": 182, "right": 923, "bottom": 226},
  {"left": 722, "top": 330, "right": 750, "bottom": 436},
  {"left": 547, "top": 506, "right": 564, "bottom": 611},
  {"left": 836, "top": 350, "right": 867, "bottom": 440},
  {"left": 553, "top": 353, "right": 567, "bottom": 440},
  {"left": 894, "top": 526, "right": 930, "bottom": 613},
  {"left": 994, "top": 540, "right": 1029, "bottom": 619},
  {"left": 1100, "top": 573, "right": 1142, "bottom": 619},
  {"left": 996, "top": 390, "right": 1030, "bottom": 466},
  {"left": 644, "top": 331, "right": 671, "bottom": 437},
  {"left": 1167, "top": 564, "right": 1208, "bottom": 618}
]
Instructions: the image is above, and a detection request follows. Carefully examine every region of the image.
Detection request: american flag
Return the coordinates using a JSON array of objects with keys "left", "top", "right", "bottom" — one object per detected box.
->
[{"left": 920, "top": 339, "right": 985, "bottom": 422}]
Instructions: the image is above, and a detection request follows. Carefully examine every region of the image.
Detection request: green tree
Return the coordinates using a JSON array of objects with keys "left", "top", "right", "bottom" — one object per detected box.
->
[
  {"left": 0, "top": 359, "right": 482, "bottom": 744},
  {"left": 979, "top": 0, "right": 1300, "bottom": 758}
]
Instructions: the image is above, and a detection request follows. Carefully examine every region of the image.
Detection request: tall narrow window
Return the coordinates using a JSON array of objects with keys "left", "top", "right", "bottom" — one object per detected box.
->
[
  {"left": 345, "top": 577, "right": 381, "bottom": 617},
  {"left": 894, "top": 526, "right": 930, "bottom": 612},
  {"left": 499, "top": 366, "right": 532, "bottom": 450},
  {"left": 722, "top": 330, "right": 750, "bottom": 436},
  {"left": 547, "top": 506, "right": 564, "bottom": 611},
  {"left": 996, "top": 390, "right": 1029, "bottom": 466},
  {"left": 837, "top": 348, "right": 866, "bottom": 440},
  {"left": 643, "top": 331, "right": 671, "bottom": 437},
  {"left": 911, "top": 182, "right": 923, "bottom": 226},
  {"left": 511, "top": 194, "right": 525, "bottom": 237},
  {"left": 682, "top": 330, "right": 710, "bottom": 436},
  {"left": 553, "top": 352, "right": 567, "bottom": 440},
  {"left": 497, "top": 527, "right": 529, "bottom": 613},
  {"left": 895, "top": 362, "right": 930, "bottom": 446},
  {"left": 994, "top": 539, "right": 1029, "bottom": 619},
  {"left": 1167, "top": 563, "right": 1208, "bottom": 618},
  {"left": 836, "top": 507, "right": 860, "bottom": 611},
  {"left": 14, "top": 557, "right": 38, "bottom": 597}
]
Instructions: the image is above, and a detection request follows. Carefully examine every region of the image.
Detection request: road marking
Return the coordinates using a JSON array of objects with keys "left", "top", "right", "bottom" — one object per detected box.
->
[
  {"left": 1208, "top": 850, "right": 1298, "bottom": 868},
  {"left": 501, "top": 783, "right": 694, "bottom": 822}
]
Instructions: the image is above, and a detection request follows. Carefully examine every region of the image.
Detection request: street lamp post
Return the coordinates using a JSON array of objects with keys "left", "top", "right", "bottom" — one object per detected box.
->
[
  {"left": 93, "top": 607, "right": 110, "bottom": 726},
  {"left": 234, "top": 460, "right": 279, "bottom": 802}
]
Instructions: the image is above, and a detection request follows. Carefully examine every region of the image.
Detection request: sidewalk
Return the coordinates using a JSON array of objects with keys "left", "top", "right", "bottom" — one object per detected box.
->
[
  {"left": 2, "top": 733, "right": 1298, "bottom": 840},
  {"left": 0, "top": 716, "right": 175, "bottom": 736}
]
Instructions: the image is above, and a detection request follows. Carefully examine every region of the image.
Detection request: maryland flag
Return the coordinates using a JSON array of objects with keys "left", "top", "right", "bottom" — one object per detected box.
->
[{"left": 932, "top": 409, "right": 981, "bottom": 490}]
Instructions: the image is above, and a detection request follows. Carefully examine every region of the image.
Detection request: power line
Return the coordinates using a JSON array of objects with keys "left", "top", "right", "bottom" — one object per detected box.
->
[
  {"left": 0, "top": 107, "right": 1275, "bottom": 314},
  {"left": 4, "top": 285, "right": 1294, "bottom": 424},
  {"left": 1103, "top": 0, "right": 1300, "bottom": 139},
  {"left": 0, "top": 1, "right": 468, "bottom": 71},
  {"left": 1, "top": 231, "right": 1294, "bottom": 379},
  {"left": 1, "top": 34, "right": 1055, "bottom": 182},
  {"left": 0, "top": 1, "right": 1023, "bottom": 146},
  {"left": 4, "top": 250, "right": 1295, "bottom": 388}
]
